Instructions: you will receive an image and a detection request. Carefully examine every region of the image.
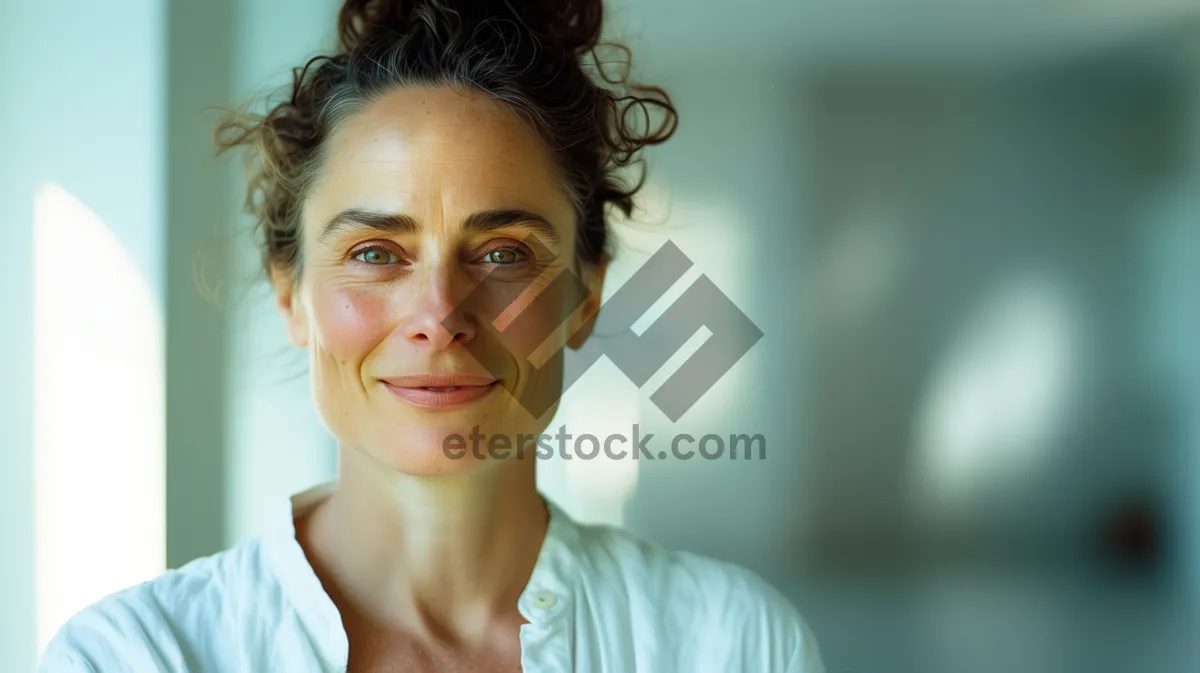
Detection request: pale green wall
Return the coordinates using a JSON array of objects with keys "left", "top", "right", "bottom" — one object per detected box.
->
[{"left": 0, "top": 1, "right": 165, "bottom": 669}]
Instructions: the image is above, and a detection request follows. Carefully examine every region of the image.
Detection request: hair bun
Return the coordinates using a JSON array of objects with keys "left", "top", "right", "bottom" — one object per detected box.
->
[
  {"left": 336, "top": 0, "right": 605, "bottom": 56},
  {"left": 218, "top": 0, "right": 675, "bottom": 280},
  {"left": 527, "top": 0, "right": 604, "bottom": 54},
  {"left": 336, "top": 0, "right": 414, "bottom": 53}
]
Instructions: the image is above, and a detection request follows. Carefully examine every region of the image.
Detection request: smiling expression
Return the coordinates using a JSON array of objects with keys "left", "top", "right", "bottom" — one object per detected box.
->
[{"left": 273, "top": 85, "right": 604, "bottom": 476}]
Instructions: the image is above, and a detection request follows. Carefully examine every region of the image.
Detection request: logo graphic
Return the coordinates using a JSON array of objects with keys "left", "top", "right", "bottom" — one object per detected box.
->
[{"left": 443, "top": 236, "right": 763, "bottom": 422}]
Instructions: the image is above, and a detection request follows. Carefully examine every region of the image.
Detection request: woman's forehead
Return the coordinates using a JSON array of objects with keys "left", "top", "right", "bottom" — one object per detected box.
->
[{"left": 305, "top": 86, "right": 575, "bottom": 234}]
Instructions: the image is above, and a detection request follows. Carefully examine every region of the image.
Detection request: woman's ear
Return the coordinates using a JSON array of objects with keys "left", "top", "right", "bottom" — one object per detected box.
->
[
  {"left": 270, "top": 264, "right": 309, "bottom": 349},
  {"left": 567, "top": 254, "right": 607, "bottom": 350}
]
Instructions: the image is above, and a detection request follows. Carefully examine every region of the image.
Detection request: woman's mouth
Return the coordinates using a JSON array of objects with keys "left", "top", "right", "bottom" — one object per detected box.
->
[{"left": 379, "top": 375, "right": 500, "bottom": 409}]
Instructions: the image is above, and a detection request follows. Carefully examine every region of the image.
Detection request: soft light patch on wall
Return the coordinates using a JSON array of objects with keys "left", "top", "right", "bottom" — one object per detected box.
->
[
  {"left": 609, "top": 183, "right": 756, "bottom": 425},
  {"left": 911, "top": 274, "right": 1078, "bottom": 525},
  {"left": 34, "top": 183, "right": 165, "bottom": 651},
  {"left": 539, "top": 360, "right": 641, "bottom": 528}
]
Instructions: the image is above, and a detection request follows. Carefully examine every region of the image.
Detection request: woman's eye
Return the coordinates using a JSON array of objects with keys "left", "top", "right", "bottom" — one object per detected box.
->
[
  {"left": 482, "top": 248, "right": 524, "bottom": 265},
  {"left": 354, "top": 247, "right": 399, "bottom": 265}
]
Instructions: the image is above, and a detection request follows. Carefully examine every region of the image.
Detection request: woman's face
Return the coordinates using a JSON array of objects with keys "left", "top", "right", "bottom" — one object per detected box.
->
[{"left": 274, "top": 86, "right": 603, "bottom": 476}]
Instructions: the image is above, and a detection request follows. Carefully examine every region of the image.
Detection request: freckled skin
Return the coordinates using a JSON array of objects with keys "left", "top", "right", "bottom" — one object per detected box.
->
[{"left": 275, "top": 86, "right": 604, "bottom": 477}]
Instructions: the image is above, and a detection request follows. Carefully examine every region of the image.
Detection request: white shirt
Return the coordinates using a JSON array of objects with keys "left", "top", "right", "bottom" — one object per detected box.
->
[{"left": 39, "top": 483, "right": 825, "bottom": 672}]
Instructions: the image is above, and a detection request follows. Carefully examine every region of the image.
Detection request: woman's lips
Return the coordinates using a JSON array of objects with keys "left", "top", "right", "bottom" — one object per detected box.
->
[{"left": 379, "top": 374, "right": 500, "bottom": 409}]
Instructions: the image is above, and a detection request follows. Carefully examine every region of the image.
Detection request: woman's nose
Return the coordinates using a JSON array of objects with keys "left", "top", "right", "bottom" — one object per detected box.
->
[{"left": 399, "top": 269, "right": 477, "bottom": 351}]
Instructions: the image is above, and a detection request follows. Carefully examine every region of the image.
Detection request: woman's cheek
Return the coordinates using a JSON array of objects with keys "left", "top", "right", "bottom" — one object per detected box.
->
[
  {"left": 487, "top": 280, "right": 575, "bottom": 363},
  {"left": 311, "top": 286, "right": 392, "bottom": 362}
]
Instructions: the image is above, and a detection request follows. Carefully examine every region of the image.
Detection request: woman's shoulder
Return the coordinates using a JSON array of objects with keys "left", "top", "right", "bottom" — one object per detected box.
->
[
  {"left": 562, "top": 519, "right": 825, "bottom": 672},
  {"left": 38, "top": 535, "right": 276, "bottom": 672}
]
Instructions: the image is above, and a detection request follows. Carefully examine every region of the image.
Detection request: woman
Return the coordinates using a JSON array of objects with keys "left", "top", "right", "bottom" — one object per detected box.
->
[{"left": 41, "top": 1, "right": 824, "bottom": 671}]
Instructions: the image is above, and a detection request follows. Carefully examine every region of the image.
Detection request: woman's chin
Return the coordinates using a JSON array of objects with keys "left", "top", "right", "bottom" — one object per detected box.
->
[
  {"left": 382, "top": 453, "right": 487, "bottom": 477},
  {"left": 364, "top": 426, "right": 511, "bottom": 477}
]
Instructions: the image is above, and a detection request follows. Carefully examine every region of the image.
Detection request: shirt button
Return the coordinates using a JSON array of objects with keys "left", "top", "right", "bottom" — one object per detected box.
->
[{"left": 531, "top": 590, "right": 558, "bottom": 609}]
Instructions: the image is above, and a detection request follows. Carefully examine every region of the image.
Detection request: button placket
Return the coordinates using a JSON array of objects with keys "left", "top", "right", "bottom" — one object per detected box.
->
[
  {"left": 519, "top": 587, "right": 571, "bottom": 673},
  {"left": 531, "top": 590, "right": 558, "bottom": 610}
]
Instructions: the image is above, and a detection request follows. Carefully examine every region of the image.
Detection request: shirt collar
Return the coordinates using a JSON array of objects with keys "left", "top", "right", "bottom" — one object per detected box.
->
[
  {"left": 263, "top": 482, "right": 347, "bottom": 666},
  {"left": 262, "top": 481, "right": 578, "bottom": 667}
]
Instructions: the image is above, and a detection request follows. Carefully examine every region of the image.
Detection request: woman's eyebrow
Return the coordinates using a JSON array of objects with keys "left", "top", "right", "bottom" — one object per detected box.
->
[
  {"left": 319, "top": 208, "right": 561, "bottom": 247},
  {"left": 319, "top": 209, "right": 418, "bottom": 242},
  {"left": 462, "top": 209, "right": 560, "bottom": 247}
]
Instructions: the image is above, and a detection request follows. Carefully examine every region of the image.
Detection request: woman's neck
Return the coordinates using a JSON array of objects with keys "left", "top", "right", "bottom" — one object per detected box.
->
[{"left": 303, "top": 448, "right": 548, "bottom": 643}]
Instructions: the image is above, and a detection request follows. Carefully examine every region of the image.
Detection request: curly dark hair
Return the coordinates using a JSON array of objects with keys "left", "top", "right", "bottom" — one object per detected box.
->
[{"left": 214, "top": 0, "right": 678, "bottom": 280}]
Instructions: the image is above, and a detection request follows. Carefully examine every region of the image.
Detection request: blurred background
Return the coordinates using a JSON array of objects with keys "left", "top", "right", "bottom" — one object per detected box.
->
[{"left": 3, "top": 0, "right": 1200, "bottom": 671}]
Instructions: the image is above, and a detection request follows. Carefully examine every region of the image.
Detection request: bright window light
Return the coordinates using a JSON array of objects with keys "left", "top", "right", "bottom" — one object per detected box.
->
[{"left": 34, "top": 183, "right": 165, "bottom": 652}]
